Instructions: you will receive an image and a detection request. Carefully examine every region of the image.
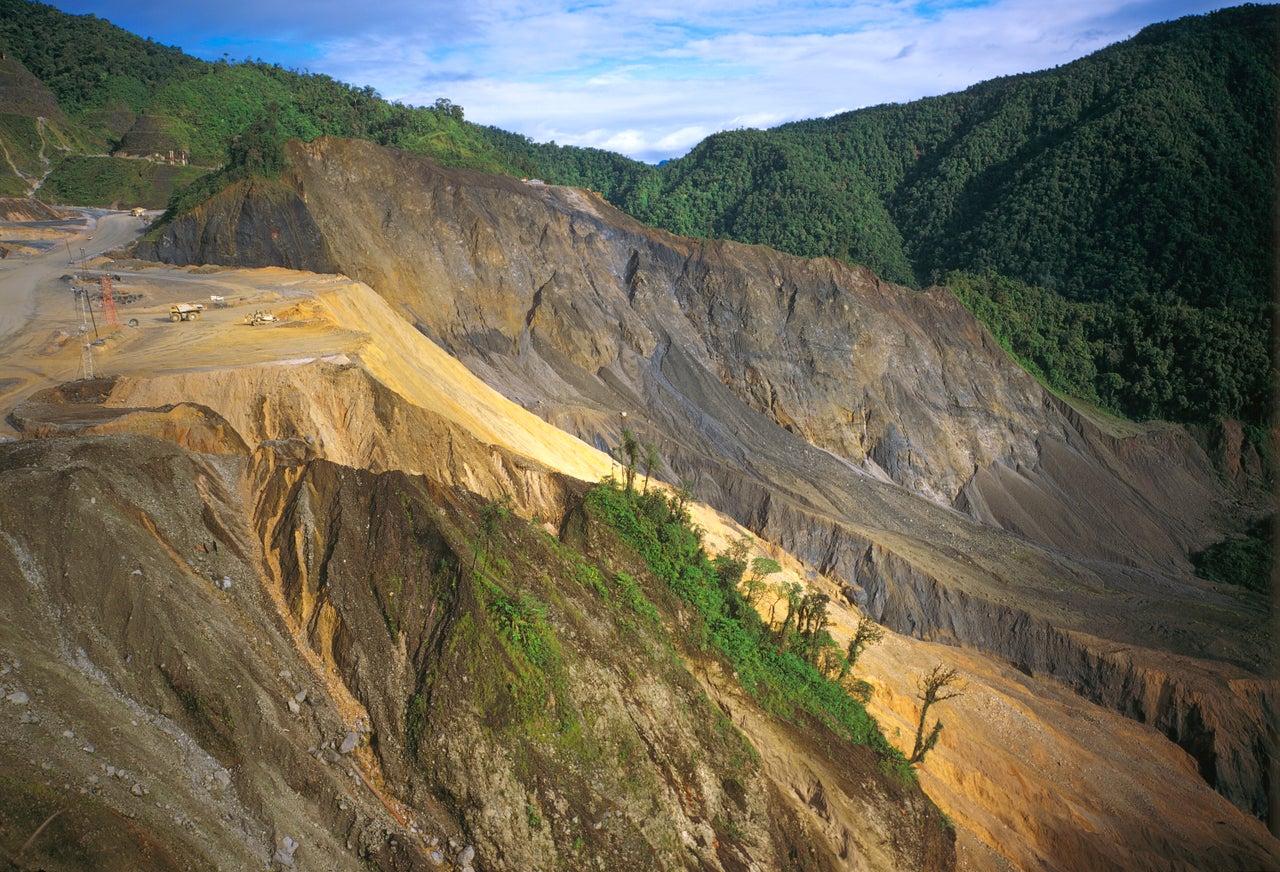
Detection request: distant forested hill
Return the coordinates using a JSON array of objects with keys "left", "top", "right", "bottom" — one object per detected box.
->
[
  {"left": 503, "top": 5, "right": 1278, "bottom": 434},
  {"left": 0, "top": 0, "right": 534, "bottom": 181},
  {"left": 620, "top": 5, "right": 1278, "bottom": 309},
  {"left": 0, "top": 0, "right": 198, "bottom": 146},
  {"left": 1, "top": 0, "right": 1274, "bottom": 435}
]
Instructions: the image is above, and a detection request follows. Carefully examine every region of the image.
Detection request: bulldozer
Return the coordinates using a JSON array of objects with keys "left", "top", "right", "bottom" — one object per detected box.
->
[{"left": 245, "top": 310, "right": 277, "bottom": 326}]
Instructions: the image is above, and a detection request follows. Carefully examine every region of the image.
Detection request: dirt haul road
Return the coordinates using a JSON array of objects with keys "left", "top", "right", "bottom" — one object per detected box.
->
[
  {"left": 0, "top": 210, "right": 142, "bottom": 345},
  {"left": 0, "top": 212, "right": 369, "bottom": 437}
]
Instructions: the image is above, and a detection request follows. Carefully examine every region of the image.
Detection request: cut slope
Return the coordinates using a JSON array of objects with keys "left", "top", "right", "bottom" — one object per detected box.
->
[
  {"left": 0, "top": 238, "right": 1274, "bottom": 867},
  {"left": 0, "top": 362, "right": 954, "bottom": 870},
  {"left": 136, "top": 137, "right": 1274, "bottom": 825},
  {"left": 144, "top": 137, "right": 1232, "bottom": 564},
  {"left": 0, "top": 55, "right": 63, "bottom": 120}
]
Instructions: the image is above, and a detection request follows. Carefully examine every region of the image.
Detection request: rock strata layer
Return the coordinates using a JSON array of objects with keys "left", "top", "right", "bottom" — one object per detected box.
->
[
  {"left": 135, "top": 135, "right": 1274, "bottom": 814},
  {"left": 132, "top": 137, "right": 1275, "bottom": 847}
]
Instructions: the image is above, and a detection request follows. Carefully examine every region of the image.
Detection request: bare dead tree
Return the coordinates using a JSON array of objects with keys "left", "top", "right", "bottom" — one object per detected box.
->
[
  {"left": 642, "top": 441, "right": 661, "bottom": 494},
  {"left": 10, "top": 808, "right": 61, "bottom": 865},
  {"left": 616, "top": 427, "right": 640, "bottom": 495}
]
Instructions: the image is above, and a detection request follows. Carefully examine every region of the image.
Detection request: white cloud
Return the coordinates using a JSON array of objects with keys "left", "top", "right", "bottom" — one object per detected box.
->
[
  {"left": 343, "top": 0, "right": 1230, "bottom": 161},
  {"left": 56, "top": 0, "right": 1237, "bottom": 162}
]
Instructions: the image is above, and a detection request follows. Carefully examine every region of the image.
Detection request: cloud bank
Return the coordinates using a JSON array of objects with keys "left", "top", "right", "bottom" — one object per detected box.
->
[{"left": 55, "top": 0, "right": 1235, "bottom": 162}]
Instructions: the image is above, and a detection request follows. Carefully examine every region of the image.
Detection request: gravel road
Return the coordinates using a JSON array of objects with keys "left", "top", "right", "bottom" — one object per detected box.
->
[{"left": 0, "top": 210, "right": 146, "bottom": 347}]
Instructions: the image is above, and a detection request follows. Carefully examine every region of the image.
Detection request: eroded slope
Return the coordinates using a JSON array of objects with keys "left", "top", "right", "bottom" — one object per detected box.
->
[
  {"left": 0, "top": 241, "right": 1274, "bottom": 868},
  {"left": 137, "top": 137, "right": 1274, "bottom": 823},
  {"left": 0, "top": 427, "right": 955, "bottom": 870}
]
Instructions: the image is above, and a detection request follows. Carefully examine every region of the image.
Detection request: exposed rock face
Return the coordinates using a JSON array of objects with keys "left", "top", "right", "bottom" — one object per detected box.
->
[
  {"left": 5, "top": 337, "right": 1276, "bottom": 869},
  {"left": 143, "top": 137, "right": 1228, "bottom": 569},
  {"left": 0, "top": 430, "right": 954, "bottom": 870},
  {"left": 955, "top": 395, "right": 1229, "bottom": 571},
  {"left": 257, "top": 451, "right": 954, "bottom": 870},
  {"left": 143, "top": 177, "right": 337, "bottom": 273},
  {"left": 137, "top": 136, "right": 1275, "bottom": 827}
]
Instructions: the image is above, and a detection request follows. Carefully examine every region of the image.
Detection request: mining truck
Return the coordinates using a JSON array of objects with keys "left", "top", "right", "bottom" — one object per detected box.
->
[{"left": 169, "top": 303, "right": 205, "bottom": 322}]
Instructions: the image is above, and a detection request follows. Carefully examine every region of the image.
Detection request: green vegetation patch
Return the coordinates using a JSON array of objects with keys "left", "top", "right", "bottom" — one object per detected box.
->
[
  {"left": 455, "top": 499, "right": 581, "bottom": 741},
  {"left": 946, "top": 270, "right": 1273, "bottom": 431},
  {"left": 0, "top": 113, "right": 45, "bottom": 175},
  {"left": 479, "top": 580, "right": 577, "bottom": 735},
  {"left": 585, "top": 479, "right": 907, "bottom": 772},
  {"left": 0, "top": 170, "right": 28, "bottom": 197},
  {"left": 0, "top": 112, "right": 88, "bottom": 195},
  {"left": 1192, "top": 518, "right": 1273, "bottom": 594},
  {"left": 37, "top": 154, "right": 205, "bottom": 209}
]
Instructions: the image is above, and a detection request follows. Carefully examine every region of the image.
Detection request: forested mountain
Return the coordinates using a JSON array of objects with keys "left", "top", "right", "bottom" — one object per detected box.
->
[
  {"left": 610, "top": 6, "right": 1277, "bottom": 307},
  {"left": 0, "top": 0, "right": 532, "bottom": 187},
  {"left": 509, "top": 4, "right": 1278, "bottom": 433},
  {"left": 1, "top": 0, "right": 1274, "bottom": 436}
]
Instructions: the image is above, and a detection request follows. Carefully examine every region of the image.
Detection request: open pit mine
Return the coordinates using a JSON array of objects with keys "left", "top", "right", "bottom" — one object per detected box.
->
[{"left": 0, "top": 137, "right": 1275, "bottom": 871}]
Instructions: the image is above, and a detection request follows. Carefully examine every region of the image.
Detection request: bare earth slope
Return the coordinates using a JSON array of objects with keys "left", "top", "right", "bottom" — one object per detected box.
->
[
  {"left": 145, "top": 138, "right": 1227, "bottom": 566},
  {"left": 0, "top": 132, "right": 1272, "bottom": 869},
  {"left": 0, "top": 251, "right": 965, "bottom": 866},
  {"left": 0, "top": 248, "right": 1269, "bottom": 865},
  {"left": 140, "top": 137, "right": 1275, "bottom": 821},
  {"left": 0, "top": 249, "right": 1272, "bottom": 868}
]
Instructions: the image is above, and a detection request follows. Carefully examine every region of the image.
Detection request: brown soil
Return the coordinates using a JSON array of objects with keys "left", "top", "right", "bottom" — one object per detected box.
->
[{"left": 0, "top": 187, "right": 1274, "bottom": 871}]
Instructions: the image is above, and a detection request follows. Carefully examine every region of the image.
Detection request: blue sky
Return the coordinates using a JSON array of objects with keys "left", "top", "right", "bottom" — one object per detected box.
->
[{"left": 52, "top": 0, "right": 1243, "bottom": 162}]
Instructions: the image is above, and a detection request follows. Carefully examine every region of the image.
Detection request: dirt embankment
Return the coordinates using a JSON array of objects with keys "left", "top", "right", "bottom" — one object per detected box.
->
[
  {"left": 133, "top": 143, "right": 1254, "bottom": 595},
  {"left": 5, "top": 141, "right": 1273, "bottom": 867},
  {"left": 0, "top": 254, "right": 957, "bottom": 869},
  {"left": 0, "top": 422, "right": 956, "bottom": 870},
  {"left": 128, "top": 138, "right": 1276, "bottom": 843},
  {"left": 139, "top": 138, "right": 1240, "bottom": 569},
  {"left": 3, "top": 358, "right": 1274, "bottom": 871},
  {"left": 0, "top": 197, "right": 66, "bottom": 222}
]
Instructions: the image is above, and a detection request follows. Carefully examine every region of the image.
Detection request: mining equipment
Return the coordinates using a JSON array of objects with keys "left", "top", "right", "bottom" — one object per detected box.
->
[{"left": 169, "top": 303, "right": 205, "bottom": 322}]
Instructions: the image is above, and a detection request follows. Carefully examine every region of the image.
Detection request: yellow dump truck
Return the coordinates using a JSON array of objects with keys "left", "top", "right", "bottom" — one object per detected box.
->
[{"left": 169, "top": 303, "right": 205, "bottom": 322}]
